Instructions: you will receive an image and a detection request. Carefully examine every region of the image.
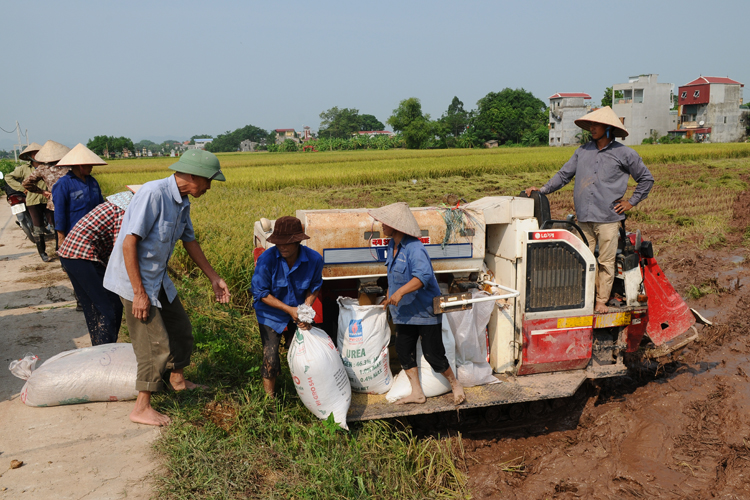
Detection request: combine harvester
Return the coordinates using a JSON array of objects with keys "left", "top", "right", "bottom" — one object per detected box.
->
[{"left": 253, "top": 194, "right": 700, "bottom": 424}]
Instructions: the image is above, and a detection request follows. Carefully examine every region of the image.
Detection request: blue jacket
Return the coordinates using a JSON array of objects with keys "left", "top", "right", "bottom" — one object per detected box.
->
[
  {"left": 52, "top": 171, "right": 104, "bottom": 233},
  {"left": 251, "top": 245, "right": 324, "bottom": 333},
  {"left": 386, "top": 235, "right": 441, "bottom": 325}
]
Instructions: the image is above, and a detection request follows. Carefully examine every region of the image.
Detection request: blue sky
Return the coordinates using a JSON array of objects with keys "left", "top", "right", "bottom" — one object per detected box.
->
[{"left": 1, "top": 0, "right": 746, "bottom": 151}]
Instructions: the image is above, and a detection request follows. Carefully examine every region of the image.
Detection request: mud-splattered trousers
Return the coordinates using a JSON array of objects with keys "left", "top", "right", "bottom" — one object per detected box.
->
[{"left": 258, "top": 322, "right": 296, "bottom": 378}]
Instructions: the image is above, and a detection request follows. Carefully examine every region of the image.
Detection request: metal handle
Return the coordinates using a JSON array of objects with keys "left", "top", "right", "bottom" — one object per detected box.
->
[
  {"left": 436, "top": 281, "right": 520, "bottom": 309},
  {"left": 540, "top": 219, "right": 589, "bottom": 247}
]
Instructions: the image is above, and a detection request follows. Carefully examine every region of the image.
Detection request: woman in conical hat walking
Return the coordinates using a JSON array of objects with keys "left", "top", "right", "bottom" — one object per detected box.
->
[{"left": 370, "top": 202, "right": 465, "bottom": 406}]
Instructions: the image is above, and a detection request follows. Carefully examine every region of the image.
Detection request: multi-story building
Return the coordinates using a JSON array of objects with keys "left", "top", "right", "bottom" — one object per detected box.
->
[
  {"left": 612, "top": 74, "right": 676, "bottom": 146},
  {"left": 669, "top": 76, "right": 745, "bottom": 143},
  {"left": 548, "top": 93, "right": 591, "bottom": 146}
]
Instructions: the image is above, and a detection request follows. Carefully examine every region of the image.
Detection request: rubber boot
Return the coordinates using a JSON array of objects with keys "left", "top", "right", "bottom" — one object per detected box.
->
[{"left": 33, "top": 227, "right": 49, "bottom": 262}]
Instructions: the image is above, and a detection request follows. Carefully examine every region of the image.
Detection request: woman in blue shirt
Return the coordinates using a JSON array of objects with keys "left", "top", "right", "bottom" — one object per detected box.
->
[
  {"left": 370, "top": 202, "right": 465, "bottom": 406},
  {"left": 52, "top": 143, "right": 105, "bottom": 248},
  {"left": 251, "top": 216, "right": 323, "bottom": 397}
]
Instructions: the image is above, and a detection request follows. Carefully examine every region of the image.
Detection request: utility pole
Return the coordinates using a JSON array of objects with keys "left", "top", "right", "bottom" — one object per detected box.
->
[{"left": 12, "top": 121, "right": 24, "bottom": 162}]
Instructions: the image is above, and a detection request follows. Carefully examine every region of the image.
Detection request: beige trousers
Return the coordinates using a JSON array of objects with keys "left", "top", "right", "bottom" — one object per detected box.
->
[{"left": 577, "top": 221, "right": 620, "bottom": 306}]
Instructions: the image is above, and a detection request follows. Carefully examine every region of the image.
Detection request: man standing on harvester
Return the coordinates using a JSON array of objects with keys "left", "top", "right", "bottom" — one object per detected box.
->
[
  {"left": 526, "top": 106, "right": 654, "bottom": 313},
  {"left": 104, "top": 150, "right": 230, "bottom": 426},
  {"left": 370, "top": 202, "right": 465, "bottom": 406}
]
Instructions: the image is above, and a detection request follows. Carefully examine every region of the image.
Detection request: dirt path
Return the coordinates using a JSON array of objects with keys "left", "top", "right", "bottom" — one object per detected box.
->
[
  {"left": 0, "top": 199, "right": 159, "bottom": 499},
  {"left": 463, "top": 198, "right": 750, "bottom": 499}
]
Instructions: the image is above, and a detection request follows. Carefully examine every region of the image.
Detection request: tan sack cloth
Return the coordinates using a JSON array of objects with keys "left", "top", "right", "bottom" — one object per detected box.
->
[
  {"left": 19, "top": 142, "right": 42, "bottom": 161},
  {"left": 35, "top": 140, "right": 71, "bottom": 163},
  {"left": 574, "top": 106, "right": 629, "bottom": 138},
  {"left": 369, "top": 202, "right": 422, "bottom": 238},
  {"left": 58, "top": 143, "right": 108, "bottom": 166}
]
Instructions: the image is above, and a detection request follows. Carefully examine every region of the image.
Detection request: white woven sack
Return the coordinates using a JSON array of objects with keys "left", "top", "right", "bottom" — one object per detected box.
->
[
  {"left": 337, "top": 297, "right": 393, "bottom": 394},
  {"left": 386, "top": 315, "right": 456, "bottom": 402},
  {"left": 446, "top": 290, "right": 499, "bottom": 387},
  {"left": 16, "top": 344, "right": 138, "bottom": 407},
  {"left": 288, "top": 327, "right": 351, "bottom": 430}
]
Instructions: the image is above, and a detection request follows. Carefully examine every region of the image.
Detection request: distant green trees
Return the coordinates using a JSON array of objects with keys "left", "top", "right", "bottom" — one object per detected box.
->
[
  {"left": 205, "top": 125, "right": 268, "bottom": 153},
  {"left": 318, "top": 107, "right": 386, "bottom": 139},
  {"left": 86, "top": 135, "right": 135, "bottom": 156},
  {"left": 387, "top": 98, "right": 434, "bottom": 149},
  {"left": 472, "top": 88, "right": 549, "bottom": 146},
  {"left": 189, "top": 134, "right": 213, "bottom": 145}
]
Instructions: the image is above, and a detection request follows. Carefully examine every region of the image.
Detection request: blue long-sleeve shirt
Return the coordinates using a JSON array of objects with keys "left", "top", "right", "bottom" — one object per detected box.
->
[
  {"left": 251, "top": 245, "right": 324, "bottom": 334},
  {"left": 540, "top": 140, "right": 654, "bottom": 223},
  {"left": 385, "top": 235, "right": 442, "bottom": 325},
  {"left": 52, "top": 171, "right": 104, "bottom": 233}
]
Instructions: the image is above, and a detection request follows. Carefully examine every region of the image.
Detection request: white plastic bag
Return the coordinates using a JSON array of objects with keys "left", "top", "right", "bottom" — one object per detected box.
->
[
  {"left": 288, "top": 327, "right": 351, "bottom": 430},
  {"left": 446, "top": 290, "right": 499, "bottom": 387},
  {"left": 386, "top": 316, "right": 457, "bottom": 402},
  {"left": 15, "top": 344, "right": 139, "bottom": 407},
  {"left": 337, "top": 297, "right": 393, "bottom": 394},
  {"left": 9, "top": 353, "right": 38, "bottom": 380}
]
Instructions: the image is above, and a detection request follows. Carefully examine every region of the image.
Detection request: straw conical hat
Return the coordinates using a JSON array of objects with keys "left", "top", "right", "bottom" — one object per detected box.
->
[
  {"left": 58, "top": 143, "right": 108, "bottom": 166},
  {"left": 19, "top": 142, "right": 42, "bottom": 161},
  {"left": 35, "top": 140, "right": 71, "bottom": 163},
  {"left": 369, "top": 202, "right": 422, "bottom": 239},
  {"left": 574, "top": 106, "right": 629, "bottom": 138}
]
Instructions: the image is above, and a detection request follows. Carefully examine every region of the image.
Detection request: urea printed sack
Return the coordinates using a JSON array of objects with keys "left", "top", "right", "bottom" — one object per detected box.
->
[
  {"left": 336, "top": 297, "right": 393, "bottom": 394},
  {"left": 288, "top": 327, "right": 351, "bottom": 430},
  {"left": 386, "top": 315, "right": 457, "bottom": 402},
  {"left": 16, "top": 344, "right": 139, "bottom": 407}
]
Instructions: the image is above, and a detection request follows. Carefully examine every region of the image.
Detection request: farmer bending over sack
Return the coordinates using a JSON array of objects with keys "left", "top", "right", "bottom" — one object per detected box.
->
[
  {"left": 104, "top": 150, "right": 231, "bottom": 426},
  {"left": 370, "top": 202, "right": 465, "bottom": 405},
  {"left": 251, "top": 216, "right": 323, "bottom": 397}
]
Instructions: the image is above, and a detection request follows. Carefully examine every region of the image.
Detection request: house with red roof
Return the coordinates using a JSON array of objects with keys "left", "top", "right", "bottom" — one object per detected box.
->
[
  {"left": 669, "top": 76, "right": 746, "bottom": 143},
  {"left": 548, "top": 93, "right": 592, "bottom": 146},
  {"left": 612, "top": 74, "right": 677, "bottom": 146}
]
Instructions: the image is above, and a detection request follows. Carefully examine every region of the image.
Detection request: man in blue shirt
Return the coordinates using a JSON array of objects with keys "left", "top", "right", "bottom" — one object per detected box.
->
[
  {"left": 52, "top": 143, "right": 106, "bottom": 249},
  {"left": 104, "top": 150, "right": 230, "bottom": 427},
  {"left": 526, "top": 106, "right": 654, "bottom": 313},
  {"left": 370, "top": 202, "right": 465, "bottom": 406},
  {"left": 251, "top": 216, "right": 323, "bottom": 397}
]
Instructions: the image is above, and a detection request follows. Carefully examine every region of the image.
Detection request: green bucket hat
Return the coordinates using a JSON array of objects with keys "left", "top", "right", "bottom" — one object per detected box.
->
[{"left": 169, "top": 150, "right": 225, "bottom": 181}]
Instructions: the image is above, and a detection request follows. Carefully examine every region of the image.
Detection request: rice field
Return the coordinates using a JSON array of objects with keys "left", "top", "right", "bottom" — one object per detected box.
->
[{"left": 94, "top": 144, "right": 750, "bottom": 499}]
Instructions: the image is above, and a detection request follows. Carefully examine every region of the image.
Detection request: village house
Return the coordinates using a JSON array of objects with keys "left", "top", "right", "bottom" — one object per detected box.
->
[
  {"left": 240, "top": 139, "right": 258, "bottom": 152},
  {"left": 548, "top": 93, "right": 592, "bottom": 146},
  {"left": 275, "top": 129, "right": 299, "bottom": 144},
  {"left": 669, "top": 76, "right": 746, "bottom": 143},
  {"left": 612, "top": 74, "right": 677, "bottom": 146}
]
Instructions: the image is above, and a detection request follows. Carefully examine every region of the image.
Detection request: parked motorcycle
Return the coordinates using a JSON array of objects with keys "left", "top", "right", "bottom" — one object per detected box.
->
[{"left": 1, "top": 172, "right": 38, "bottom": 244}]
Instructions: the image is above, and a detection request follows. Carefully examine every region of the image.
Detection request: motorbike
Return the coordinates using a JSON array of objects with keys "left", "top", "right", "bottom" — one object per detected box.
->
[{"left": 1, "top": 172, "right": 38, "bottom": 244}]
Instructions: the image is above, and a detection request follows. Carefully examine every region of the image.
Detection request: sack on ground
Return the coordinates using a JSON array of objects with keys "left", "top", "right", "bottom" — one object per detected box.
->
[
  {"left": 14, "top": 344, "right": 138, "bottom": 407},
  {"left": 288, "top": 327, "right": 351, "bottom": 430},
  {"left": 386, "top": 316, "right": 457, "bottom": 402},
  {"left": 337, "top": 297, "right": 392, "bottom": 394},
  {"left": 446, "top": 290, "right": 499, "bottom": 387}
]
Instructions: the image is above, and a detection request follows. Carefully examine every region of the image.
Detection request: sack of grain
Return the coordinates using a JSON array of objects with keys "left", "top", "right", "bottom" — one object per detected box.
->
[
  {"left": 12, "top": 344, "right": 138, "bottom": 407},
  {"left": 337, "top": 297, "right": 393, "bottom": 394},
  {"left": 385, "top": 315, "right": 457, "bottom": 402},
  {"left": 288, "top": 327, "right": 351, "bottom": 430}
]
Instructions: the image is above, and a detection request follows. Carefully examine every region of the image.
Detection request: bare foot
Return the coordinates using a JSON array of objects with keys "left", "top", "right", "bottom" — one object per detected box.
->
[
  {"left": 130, "top": 406, "right": 171, "bottom": 426},
  {"left": 395, "top": 392, "right": 427, "bottom": 405},
  {"left": 595, "top": 302, "right": 609, "bottom": 313},
  {"left": 170, "top": 371, "right": 208, "bottom": 391},
  {"left": 450, "top": 381, "right": 466, "bottom": 405}
]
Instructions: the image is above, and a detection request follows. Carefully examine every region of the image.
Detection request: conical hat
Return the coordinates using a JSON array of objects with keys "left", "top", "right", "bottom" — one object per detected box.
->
[
  {"left": 574, "top": 106, "right": 629, "bottom": 138},
  {"left": 19, "top": 142, "right": 42, "bottom": 161},
  {"left": 58, "top": 143, "right": 108, "bottom": 166},
  {"left": 369, "top": 202, "right": 422, "bottom": 239},
  {"left": 35, "top": 140, "right": 71, "bottom": 163}
]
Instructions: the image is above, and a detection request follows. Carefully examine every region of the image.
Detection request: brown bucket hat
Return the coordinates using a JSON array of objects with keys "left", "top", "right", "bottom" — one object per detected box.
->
[
  {"left": 19, "top": 142, "right": 42, "bottom": 161},
  {"left": 267, "top": 216, "right": 310, "bottom": 245}
]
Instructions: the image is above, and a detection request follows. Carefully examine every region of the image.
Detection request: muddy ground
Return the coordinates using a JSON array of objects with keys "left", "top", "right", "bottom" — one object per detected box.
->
[{"left": 461, "top": 192, "right": 750, "bottom": 499}]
